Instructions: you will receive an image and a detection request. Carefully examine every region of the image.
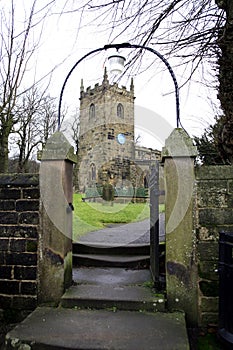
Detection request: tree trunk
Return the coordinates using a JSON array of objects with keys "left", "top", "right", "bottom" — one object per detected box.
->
[
  {"left": 217, "top": 0, "right": 233, "bottom": 163},
  {"left": 0, "top": 132, "right": 10, "bottom": 173},
  {"left": 0, "top": 114, "right": 14, "bottom": 173}
]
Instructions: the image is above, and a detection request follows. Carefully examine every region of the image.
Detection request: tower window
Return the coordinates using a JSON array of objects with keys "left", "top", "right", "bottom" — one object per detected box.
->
[
  {"left": 89, "top": 103, "right": 95, "bottom": 119},
  {"left": 90, "top": 163, "right": 96, "bottom": 181},
  {"left": 108, "top": 129, "right": 115, "bottom": 140},
  {"left": 117, "top": 103, "right": 124, "bottom": 118}
]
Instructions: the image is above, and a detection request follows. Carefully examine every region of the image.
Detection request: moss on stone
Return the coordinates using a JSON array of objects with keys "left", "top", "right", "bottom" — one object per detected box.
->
[
  {"left": 198, "top": 261, "right": 219, "bottom": 281},
  {"left": 199, "top": 281, "right": 219, "bottom": 297},
  {"left": 64, "top": 251, "right": 72, "bottom": 289}
]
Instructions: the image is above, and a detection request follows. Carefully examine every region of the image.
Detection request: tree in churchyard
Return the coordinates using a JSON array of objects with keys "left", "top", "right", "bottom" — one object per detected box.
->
[
  {"left": 67, "top": 110, "right": 80, "bottom": 156},
  {"left": 66, "top": 110, "right": 80, "bottom": 190},
  {"left": 215, "top": 0, "right": 233, "bottom": 163},
  {"left": 62, "top": 0, "right": 232, "bottom": 162},
  {"left": 0, "top": 0, "right": 57, "bottom": 173},
  {"left": 11, "top": 89, "right": 57, "bottom": 173},
  {"left": 194, "top": 116, "right": 227, "bottom": 165},
  {"left": 9, "top": 158, "right": 39, "bottom": 173}
]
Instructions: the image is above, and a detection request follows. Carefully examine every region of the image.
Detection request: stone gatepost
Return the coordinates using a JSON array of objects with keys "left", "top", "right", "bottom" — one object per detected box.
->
[
  {"left": 38, "top": 132, "right": 77, "bottom": 304},
  {"left": 161, "top": 128, "right": 198, "bottom": 326}
]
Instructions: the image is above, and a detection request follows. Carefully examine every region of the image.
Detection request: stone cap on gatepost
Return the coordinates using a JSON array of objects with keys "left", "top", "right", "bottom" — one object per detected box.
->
[
  {"left": 161, "top": 128, "right": 197, "bottom": 163},
  {"left": 38, "top": 131, "right": 77, "bottom": 164}
]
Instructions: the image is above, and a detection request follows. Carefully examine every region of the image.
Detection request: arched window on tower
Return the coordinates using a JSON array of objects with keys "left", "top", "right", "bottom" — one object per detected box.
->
[
  {"left": 89, "top": 103, "right": 95, "bottom": 120},
  {"left": 91, "top": 163, "right": 96, "bottom": 181},
  {"left": 117, "top": 103, "right": 124, "bottom": 119},
  {"left": 144, "top": 174, "right": 149, "bottom": 189}
]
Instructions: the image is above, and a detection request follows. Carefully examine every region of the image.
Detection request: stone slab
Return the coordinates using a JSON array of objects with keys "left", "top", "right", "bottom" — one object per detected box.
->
[
  {"left": 73, "top": 253, "right": 149, "bottom": 265},
  {"left": 5, "top": 307, "right": 189, "bottom": 350},
  {"left": 73, "top": 267, "right": 152, "bottom": 285},
  {"left": 61, "top": 284, "right": 165, "bottom": 311}
]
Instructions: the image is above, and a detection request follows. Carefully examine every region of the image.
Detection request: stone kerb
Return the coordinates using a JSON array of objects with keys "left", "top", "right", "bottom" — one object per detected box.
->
[
  {"left": 38, "top": 131, "right": 77, "bottom": 304},
  {"left": 161, "top": 128, "right": 198, "bottom": 326}
]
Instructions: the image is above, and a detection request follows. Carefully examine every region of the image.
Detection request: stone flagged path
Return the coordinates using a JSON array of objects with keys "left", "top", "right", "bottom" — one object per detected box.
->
[
  {"left": 4, "top": 218, "right": 190, "bottom": 350},
  {"left": 61, "top": 267, "right": 166, "bottom": 312},
  {"left": 73, "top": 215, "right": 165, "bottom": 269},
  {"left": 73, "top": 266, "right": 151, "bottom": 284},
  {"left": 5, "top": 266, "right": 190, "bottom": 349},
  {"left": 5, "top": 307, "right": 189, "bottom": 350}
]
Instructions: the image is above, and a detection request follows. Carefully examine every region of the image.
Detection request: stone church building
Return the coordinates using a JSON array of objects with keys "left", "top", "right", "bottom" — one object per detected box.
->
[{"left": 77, "top": 69, "right": 160, "bottom": 193}]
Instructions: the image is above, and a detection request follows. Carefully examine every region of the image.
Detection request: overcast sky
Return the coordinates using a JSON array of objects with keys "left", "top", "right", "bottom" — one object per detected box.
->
[{"left": 8, "top": 0, "right": 221, "bottom": 149}]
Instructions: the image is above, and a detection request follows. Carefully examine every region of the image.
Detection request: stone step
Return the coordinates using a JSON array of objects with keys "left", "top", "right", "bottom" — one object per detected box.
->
[
  {"left": 73, "top": 242, "right": 150, "bottom": 255},
  {"left": 60, "top": 284, "right": 166, "bottom": 312},
  {"left": 73, "top": 253, "right": 150, "bottom": 268},
  {"left": 72, "top": 267, "right": 152, "bottom": 285},
  {"left": 5, "top": 307, "right": 190, "bottom": 350}
]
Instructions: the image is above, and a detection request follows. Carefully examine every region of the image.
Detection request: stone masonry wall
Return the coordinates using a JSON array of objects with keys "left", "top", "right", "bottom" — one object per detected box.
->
[
  {"left": 0, "top": 174, "right": 40, "bottom": 312},
  {"left": 195, "top": 165, "right": 233, "bottom": 327}
]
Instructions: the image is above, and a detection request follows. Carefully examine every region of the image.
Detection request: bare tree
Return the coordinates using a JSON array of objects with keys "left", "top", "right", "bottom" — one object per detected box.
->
[
  {"left": 0, "top": 0, "right": 57, "bottom": 172},
  {"left": 63, "top": 1, "right": 224, "bottom": 78},
  {"left": 62, "top": 0, "right": 233, "bottom": 162},
  {"left": 67, "top": 110, "right": 80, "bottom": 155},
  {"left": 11, "top": 89, "right": 57, "bottom": 173},
  {"left": 64, "top": 109, "right": 80, "bottom": 190}
]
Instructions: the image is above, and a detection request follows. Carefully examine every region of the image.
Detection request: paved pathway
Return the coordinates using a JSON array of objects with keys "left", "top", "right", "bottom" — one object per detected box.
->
[
  {"left": 4, "top": 213, "right": 191, "bottom": 349},
  {"left": 5, "top": 307, "right": 189, "bottom": 350},
  {"left": 77, "top": 213, "right": 165, "bottom": 246}
]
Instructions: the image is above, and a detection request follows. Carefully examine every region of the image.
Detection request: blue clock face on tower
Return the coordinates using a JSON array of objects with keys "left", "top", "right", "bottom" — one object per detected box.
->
[{"left": 117, "top": 133, "right": 126, "bottom": 145}]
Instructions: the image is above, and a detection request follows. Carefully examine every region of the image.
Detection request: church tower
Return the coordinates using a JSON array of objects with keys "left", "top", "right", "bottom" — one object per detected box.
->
[{"left": 78, "top": 68, "right": 135, "bottom": 192}]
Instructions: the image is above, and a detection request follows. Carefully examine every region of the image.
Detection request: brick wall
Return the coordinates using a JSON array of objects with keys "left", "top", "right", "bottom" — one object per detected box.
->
[
  {"left": 0, "top": 174, "right": 40, "bottom": 311},
  {"left": 195, "top": 165, "right": 233, "bottom": 327}
]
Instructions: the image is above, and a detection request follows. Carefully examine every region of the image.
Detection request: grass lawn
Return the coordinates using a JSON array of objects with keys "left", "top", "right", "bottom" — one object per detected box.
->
[{"left": 73, "top": 193, "right": 164, "bottom": 241}]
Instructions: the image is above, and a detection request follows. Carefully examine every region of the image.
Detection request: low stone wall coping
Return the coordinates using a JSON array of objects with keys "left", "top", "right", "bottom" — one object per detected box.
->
[
  {"left": 0, "top": 174, "right": 39, "bottom": 187},
  {"left": 196, "top": 165, "right": 233, "bottom": 180}
]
